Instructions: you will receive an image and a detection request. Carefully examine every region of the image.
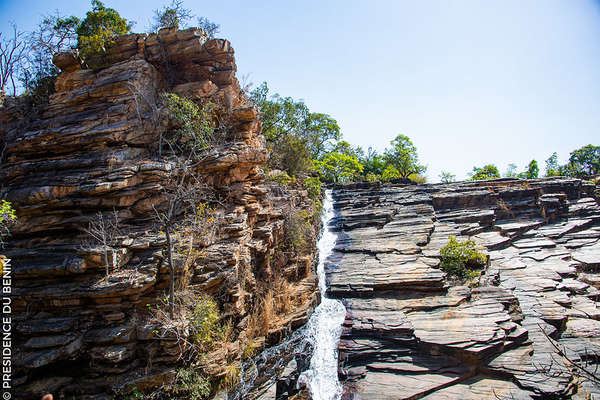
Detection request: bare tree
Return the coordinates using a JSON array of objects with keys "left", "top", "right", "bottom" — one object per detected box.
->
[
  {"left": 83, "top": 211, "right": 122, "bottom": 280},
  {"left": 197, "top": 17, "right": 220, "bottom": 39},
  {"left": 0, "top": 23, "right": 27, "bottom": 95}
]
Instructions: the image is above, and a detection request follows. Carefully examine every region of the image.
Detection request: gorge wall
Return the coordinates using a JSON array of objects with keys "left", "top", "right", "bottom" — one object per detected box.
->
[
  {"left": 329, "top": 178, "right": 600, "bottom": 399},
  {"left": 0, "top": 28, "right": 319, "bottom": 399}
]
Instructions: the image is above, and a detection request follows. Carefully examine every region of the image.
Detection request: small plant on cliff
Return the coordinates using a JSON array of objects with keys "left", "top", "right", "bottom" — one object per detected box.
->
[
  {"left": 162, "top": 92, "right": 217, "bottom": 156},
  {"left": 82, "top": 210, "right": 121, "bottom": 281},
  {"left": 285, "top": 209, "right": 313, "bottom": 256},
  {"left": 0, "top": 200, "right": 16, "bottom": 245},
  {"left": 440, "top": 235, "right": 487, "bottom": 280},
  {"left": 162, "top": 367, "right": 211, "bottom": 399}
]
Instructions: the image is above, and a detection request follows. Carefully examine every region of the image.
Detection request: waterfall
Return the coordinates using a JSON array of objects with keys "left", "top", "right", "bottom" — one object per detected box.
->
[{"left": 299, "top": 189, "right": 347, "bottom": 400}]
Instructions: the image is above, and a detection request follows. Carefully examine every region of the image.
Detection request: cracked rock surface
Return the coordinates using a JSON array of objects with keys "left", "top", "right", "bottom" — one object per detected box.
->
[{"left": 330, "top": 179, "right": 600, "bottom": 399}]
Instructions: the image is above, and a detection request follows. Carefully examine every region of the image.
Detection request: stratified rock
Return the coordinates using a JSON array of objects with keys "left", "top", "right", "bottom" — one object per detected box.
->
[{"left": 331, "top": 178, "right": 599, "bottom": 399}]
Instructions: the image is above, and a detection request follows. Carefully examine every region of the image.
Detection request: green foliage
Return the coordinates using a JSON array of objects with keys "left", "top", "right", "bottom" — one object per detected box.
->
[
  {"left": 267, "top": 170, "right": 294, "bottom": 186},
  {"left": 152, "top": 0, "right": 194, "bottom": 31},
  {"left": 469, "top": 164, "right": 500, "bottom": 181},
  {"left": 315, "top": 152, "right": 363, "bottom": 183},
  {"left": 162, "top": 368, "right": 211, "bottom": 399},
  {"left": 545, "top": 152, "right": 560, "bottom": 177},
  {"left": 302, "top": 176, "right": 322, "bottom": 201},
  {"left": 440, "top": 235, "right": 487, "bottom": 280},
  {"left": 525, "top": 159, "right": 539, "bottom": 179},
  {"left": 250, "top": 82, "right": 340, "bottom": 176},
  {"left": 566, "top": 144, "right": 600, "bottom": 179},
  {"left": 360, "top": 147, "right": 386, "bottom": 178},
  {"left": 162, "top": 93, "right": 216, "bottom": 155},
  {"left": 189, "top": 294, "right": 225, "bottom": 347},
  {"left": 383, "top": 134, "right": 426, "bottom": 178},
  {"left": 285, "top": 210, "right": 313, "bottom": 255},
  {"left": 381, "top": 165, "right": 401, "bottom": 182},
  {"left": 76, "top": 0, "right": 131, "bottom": 62},
  {"left": 0, "top": 200, "right": 17, "bottom": 224},
  {"left": 439, "top": 171, "right": 456, "bottom": 183},
  {"left": 0, "top": 200, "right": 16, "bottom": 244}
]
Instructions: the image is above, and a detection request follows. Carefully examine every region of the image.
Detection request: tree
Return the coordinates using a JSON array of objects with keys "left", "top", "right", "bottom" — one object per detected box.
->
[
  {"left": 383, "top": 134, "right": 425, "bottom": 179},
  {"left": 469, "top": 164, "right": 500, "bottom": 181},
  {"left": 315, "top": 152, "right": 363, "bottom": 183},
  {"left": 83, "top": 211, "right": 121, "bottom": 281},
  {"left": 152, "top": 0, "right": 194, "bottom": 32},
  {"left": 566, "top": 145, "right": 600, "bottom": 179},
  {"left": 545, "top": 152, "right": 560, "bottom": 177},
  {"left": 197, "top": 17, "right": 220, "bottom": 39},
  {"left": 525, "top": 159, "right": 539, "bottom": 179},
  {"left": 439, "top": 171, "right": 456, "bottom": 183},
  {"left": 0, "top": 23, "right": 27, "bottom": 95},
  {"left": 20, "top": 13, "right": 80, "bottom": 104},
  {"left": 250, "top": 82, "right": 341, "bottom": 176},
  {"left": 360, "top": 147, "right": 386, "bottom": 179},
  {"left": 504, "top": 163, "right": 518, "bottom": 178},
  {"left": 76, "top": 0, "right": 131, "bottom": 61}
]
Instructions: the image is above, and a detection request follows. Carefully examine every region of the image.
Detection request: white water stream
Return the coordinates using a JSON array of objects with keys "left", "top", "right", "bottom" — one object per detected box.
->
[{"left": 299, "top": 190, "right": 347, "bottom": 400}]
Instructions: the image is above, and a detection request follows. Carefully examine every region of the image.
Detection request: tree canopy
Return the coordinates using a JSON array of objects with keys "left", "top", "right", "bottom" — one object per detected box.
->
[{"left": 469, "top": 164, "right": 500, "bottom": 181}]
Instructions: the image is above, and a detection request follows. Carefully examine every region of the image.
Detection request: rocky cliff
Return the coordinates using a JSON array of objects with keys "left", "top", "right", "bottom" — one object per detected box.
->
[
  {"left": 330, "top": 178, "right": 600, "bottom": 399},
  {"left": 1, "top": 28, "right": 319, "bottom": 399}
]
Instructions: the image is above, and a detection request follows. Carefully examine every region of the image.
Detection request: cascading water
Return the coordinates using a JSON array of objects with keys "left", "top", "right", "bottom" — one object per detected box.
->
[
  {"left": 230, "top": 190, "right": 345, "bottom": 400},
  {"left": 299, "top": 189, "right": 347, "bottom": 400}
]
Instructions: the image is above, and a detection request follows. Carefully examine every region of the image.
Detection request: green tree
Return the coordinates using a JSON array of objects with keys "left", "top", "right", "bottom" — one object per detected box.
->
[
  {"left": 359, "top": 147, "right": 386, "bottom": 179},
  {"left": 250, "top": 82, "right": 341, "bottom": 176},
  {"left": 439, "top": 171, "right": 456, "bottom": 183},
  {"left": 469, "top": 164, "right": 500, "bottom": 181},
  {"left": 76, "top": 0, "right": 131, "bottom": 61},
  {"left": 525, "top": 159, "right": 539, "bottom": 179},
  {"left": 545, "top": 152, "right": 560, "bottom": 177},
  {"left": 315, "top": 152, "right": 363, "bottom": 183},
  {"left": 566, "top": 144, "right": 600, "bottom": 179},
  {"left": 382, "top": 134, "right": 426, "bottom": 179},
  {"left": 152, "top": 0, "right": 194, "bottom": 31}
]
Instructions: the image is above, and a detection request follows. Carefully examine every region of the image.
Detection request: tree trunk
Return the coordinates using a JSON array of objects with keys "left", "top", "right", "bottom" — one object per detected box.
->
[{"left": 165, "top": 221, "right": 175, "bottom": 319}]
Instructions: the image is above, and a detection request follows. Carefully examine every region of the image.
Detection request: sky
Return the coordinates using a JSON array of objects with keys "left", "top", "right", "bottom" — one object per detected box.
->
[{"left": 1, "top": 0, "right": 599, "bottom": 181}]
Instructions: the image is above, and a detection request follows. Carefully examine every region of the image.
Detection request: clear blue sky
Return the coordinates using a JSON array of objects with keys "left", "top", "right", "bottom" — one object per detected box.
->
[{"left": 2, "top": 0, "right": 599, "bottom": 181}]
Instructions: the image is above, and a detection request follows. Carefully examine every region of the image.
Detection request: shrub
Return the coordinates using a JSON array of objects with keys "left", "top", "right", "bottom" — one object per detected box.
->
[
  {"left": 439, "top": 235, "right": 487, "bottom": 280},
  {"left": 285, "top": 210, "right": 313, "bottom": 256},
  {"left": 267, "top": 170, "right": 294, "bottom": 186},
  {"left": 302, "top": 176, "right": 322, "bottom": 201},
  {"left": 162, "top": 93, "right": 216, "bottom": 155},
  {"left": 0, "top": 200, "right": 17, "bottom": 245},
  {"left": 163, "top": 368, "right": 211, "bottom": 399},
  {"left": 189, "top": 294, "right": 226, "bottom": 347}
]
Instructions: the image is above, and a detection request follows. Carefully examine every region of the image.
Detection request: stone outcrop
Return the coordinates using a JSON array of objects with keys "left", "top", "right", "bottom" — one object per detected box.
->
[
  {"left": 329, "top": 178, "right": 600, "bottom": 399},
  {"left": 1, "top": 28, "right": 319, "bottom": 399}
]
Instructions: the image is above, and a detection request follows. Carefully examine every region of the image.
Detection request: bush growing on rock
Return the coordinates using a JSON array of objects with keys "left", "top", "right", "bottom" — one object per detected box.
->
[
  {"left": 162, "top": 92, "right": 217, "bottom": 156},
  {"left": 0, "top": 200, "right": 17, "bottom": 246},
  {"left": 440, "top": 235, "right": 487, "bottom": 280}
]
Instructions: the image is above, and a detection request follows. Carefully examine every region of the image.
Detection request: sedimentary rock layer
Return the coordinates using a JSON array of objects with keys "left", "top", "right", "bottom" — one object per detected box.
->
[
  {"left": 330, "top": 178, "right": 600, "bottom": 399},
  {"left": 1, "top": 28, "right": 318, "bottom": 399}
]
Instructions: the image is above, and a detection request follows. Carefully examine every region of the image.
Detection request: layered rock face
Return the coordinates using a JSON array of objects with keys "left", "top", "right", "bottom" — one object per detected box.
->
[
  {"left": 1, "top": 28, "right": 318, "bottom": 399},
  {"left": 330, "top": 178, "right": 600, "bottom": 399}
]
